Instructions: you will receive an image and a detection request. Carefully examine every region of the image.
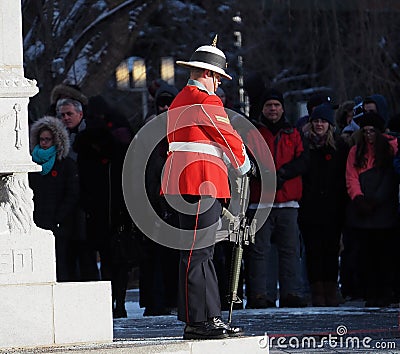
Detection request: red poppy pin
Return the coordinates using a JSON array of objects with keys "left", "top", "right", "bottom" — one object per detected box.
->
[
  {"left": 107, "top": 122, "right": 113, "bottom": 128},
  {"left": 51, "top": 170, "right": 58, "bottom": 177},
  {"left": 325, "top": 154, "right": 332, "bottom": 161},
  {"left": 101, "top": 158, "right": 109, "bottom": 164}
]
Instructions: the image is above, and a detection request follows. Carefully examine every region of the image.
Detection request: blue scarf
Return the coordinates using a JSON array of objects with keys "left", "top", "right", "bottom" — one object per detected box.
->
[{"left": 32, "top": 145, "right": 57, "bottom": 175}]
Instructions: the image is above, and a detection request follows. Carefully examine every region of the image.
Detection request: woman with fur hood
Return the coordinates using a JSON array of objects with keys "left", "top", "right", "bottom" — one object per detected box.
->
[{"left": 29, "top": 116, "right": 79, "bottom": 281}]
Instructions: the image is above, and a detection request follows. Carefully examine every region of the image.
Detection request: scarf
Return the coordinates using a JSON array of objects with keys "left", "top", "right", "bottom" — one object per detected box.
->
[
  {"left": 260, "top": 114, "right": 288, "bottom": 136},
  {"left": 310, "top": 132, "right": 328, "bottom": 148},
  {"left": 305, "top": 130, "right": 328, "bottom": 149},
  {"left": 32, "top": 145, "right": 56, "bottom": 175}
]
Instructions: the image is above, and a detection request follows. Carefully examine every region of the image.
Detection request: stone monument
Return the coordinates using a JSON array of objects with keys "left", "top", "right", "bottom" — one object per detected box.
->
[{"left": 0, "top": 2, "right": 112, "bottom": 349}]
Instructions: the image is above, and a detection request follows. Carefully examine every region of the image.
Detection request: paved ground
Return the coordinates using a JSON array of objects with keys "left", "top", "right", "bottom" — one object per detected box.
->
[
  {"left": 117, "top": 289, "right": 400, "bottom": 338},
  {"left": 112, "top": 290, "right": 400, "bottom": 353},
  {"left": 2, "top": 289, "right": 400, "bottom": 353}
]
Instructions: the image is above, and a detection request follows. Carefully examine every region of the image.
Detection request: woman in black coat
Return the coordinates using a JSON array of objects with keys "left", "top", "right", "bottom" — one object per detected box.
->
[
  {"left": 299, "top": 104, "right": 349, "bottom": 306},
  {"left": 29, "top": 116, "right": 80, "bottom": 281},
  {"left": 346, "top": 112, "right": 398, "bottom": 307}
]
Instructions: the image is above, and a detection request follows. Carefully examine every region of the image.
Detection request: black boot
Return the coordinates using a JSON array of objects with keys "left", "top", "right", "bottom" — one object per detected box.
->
[
  {"left": 246, "top": 294, "right": 276, "bottom": 309},
  {"left": 310, "top": 282, "right": 325, "bottom": 307},
  {"left": 208, "top": 317, "right": 244, "bottom": 337},
  {"left": 183, "top": 321, "right": 228, "bottom": 340},
  {"left": 113, "top": 305, "right": 127, "bottom": 318}
]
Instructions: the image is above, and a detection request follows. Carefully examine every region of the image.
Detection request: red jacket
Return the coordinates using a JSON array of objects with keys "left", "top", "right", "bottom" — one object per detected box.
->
[
  {"left": 247, "top": 120, "right": 305, "bottom": 204},
  {"left": 161, "top": 81, "right": 249, "bottom": 198}
]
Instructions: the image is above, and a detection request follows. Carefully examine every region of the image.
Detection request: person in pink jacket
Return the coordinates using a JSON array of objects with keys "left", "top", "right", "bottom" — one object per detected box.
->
[{"left": 346, "top": 111, "right": 398, "bottom": 307}]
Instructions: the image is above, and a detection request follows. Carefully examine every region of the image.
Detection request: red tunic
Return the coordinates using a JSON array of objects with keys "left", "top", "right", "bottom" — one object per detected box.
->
[{"left": 161, "top": 83, "right": 248, "bottom": 198}]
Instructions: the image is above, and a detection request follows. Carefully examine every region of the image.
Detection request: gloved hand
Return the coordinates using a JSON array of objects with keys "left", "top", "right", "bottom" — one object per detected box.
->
[
  {"left": 247, "top": 160, "right": 258, "bottom": 177},
  {"left": 276, "top": 169, "right": 286, "bottom": 190},
  {"left": 353, "top": 195, "right": 376, "bottom": 217}
]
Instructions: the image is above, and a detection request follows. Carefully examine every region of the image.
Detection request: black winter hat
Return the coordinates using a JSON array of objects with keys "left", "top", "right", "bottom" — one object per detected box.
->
[
  {"left": 307, "top": 94, "right": 338, "bottom": 116},
  {"left": 358, "top": 111, "right": 385, "bottom": 132},
  {"left": 155, "top": 83, "right": 179, "bottom": 113},
  {"left": 261, "top": 88, "right": 284, "bottom": 106},
  {"left": 310, "top": 103, "right": 335, "bottom": 125}
]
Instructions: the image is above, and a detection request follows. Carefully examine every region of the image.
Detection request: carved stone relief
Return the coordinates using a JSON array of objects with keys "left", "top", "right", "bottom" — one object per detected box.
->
[{"left": 0, "top": 173, "right": 34, "bottom": 234}]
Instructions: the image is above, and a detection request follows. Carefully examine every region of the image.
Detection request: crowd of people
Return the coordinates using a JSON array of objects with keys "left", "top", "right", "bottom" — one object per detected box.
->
[
  {"left": 29, "top": 84, "right": 134, "bottom": 318},
  {"left": 27, "top": 44, "right": 400, "bottom": 338}
]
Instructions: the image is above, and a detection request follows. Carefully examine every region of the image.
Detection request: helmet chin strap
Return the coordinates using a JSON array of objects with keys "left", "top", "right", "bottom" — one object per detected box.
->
[{"left": 211, "top": 71, "right": 219, "bottom": 93}]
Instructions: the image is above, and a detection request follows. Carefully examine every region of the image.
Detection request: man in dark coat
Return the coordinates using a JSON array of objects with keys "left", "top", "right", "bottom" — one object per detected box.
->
[
  {"left": 57, "top": 98, "right": 100, "bottom": 282},
  {"left": 73, "top": 96, "right": 133, "bottom": 317}
]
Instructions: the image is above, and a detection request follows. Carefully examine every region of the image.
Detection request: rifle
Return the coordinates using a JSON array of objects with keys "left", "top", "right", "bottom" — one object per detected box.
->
[{"left": 224, "top": 174, "right": 256, "bottom": 324}]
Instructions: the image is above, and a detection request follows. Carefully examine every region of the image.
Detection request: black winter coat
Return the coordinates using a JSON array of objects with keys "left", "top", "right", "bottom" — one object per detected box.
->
[
  {"left": 298, "top": 137, "right": 349, "bottom": 228},
  {"left": 73, "top": 119, "right": 131, "bottom": 243},
  {"left": 346, "top": 166, "right": 399, "bottom": 229},
  {"left": 29, "top": 158, "right": 79, "bottom": 236}
]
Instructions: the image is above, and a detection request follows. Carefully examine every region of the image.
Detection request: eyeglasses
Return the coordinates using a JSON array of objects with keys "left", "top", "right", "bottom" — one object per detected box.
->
[
  {"left": 39, "top": 137, "right": 53, "bottom": 142},
  {"left": 362, "top": 128, "right": 376, "bottom": 135}
]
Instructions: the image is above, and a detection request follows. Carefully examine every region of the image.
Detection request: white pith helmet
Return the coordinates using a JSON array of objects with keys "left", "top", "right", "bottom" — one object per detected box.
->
[{"left": 176, "top": 35, "right": 232, "bottom": 80}]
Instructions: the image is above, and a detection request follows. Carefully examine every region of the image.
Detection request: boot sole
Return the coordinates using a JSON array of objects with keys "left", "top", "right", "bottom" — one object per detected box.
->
[
  {"left": 183, "top": 332, "right": 229, "bottom": 340},
  {"left": 227, "top": 331, "right": 245, "bottom": 337}
]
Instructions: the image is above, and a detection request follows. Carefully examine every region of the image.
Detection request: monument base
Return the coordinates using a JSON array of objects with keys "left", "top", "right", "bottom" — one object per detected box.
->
[
  {"left": 0, "top": 227, "right": 56, "bottom": 284},
  {"left": 0, "top": 224, "right": 113, "bottom": 349},
  {"left": 0, "top": 281, "right": 113, "bottom": 349},
  {"left": 0, "top": 2, "right": 112, "bottom": 350}
]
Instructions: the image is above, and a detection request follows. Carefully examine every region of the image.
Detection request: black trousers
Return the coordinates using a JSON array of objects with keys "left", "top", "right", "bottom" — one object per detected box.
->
[
  {"left": 351, "top": 227, "right": 396, "bottom": 301},
  {"left": 300, "top": 224, "right": 341, "bottom": 284},
  {"left": 175, "top": 196, "right": 222, "bottom": 324},
  {"left": 139, "top": 237, "right": 179, "bottom": 311}
]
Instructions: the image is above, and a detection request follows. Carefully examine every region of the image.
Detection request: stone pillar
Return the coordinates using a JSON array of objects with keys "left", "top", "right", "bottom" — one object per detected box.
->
[{"left": 0, "top": 2, "right": 112, "bottom": 349}]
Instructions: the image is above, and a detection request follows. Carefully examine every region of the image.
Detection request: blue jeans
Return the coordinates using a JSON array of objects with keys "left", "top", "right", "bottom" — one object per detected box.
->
[{"left": 247, "top": 208, "right": 303, "bottom": 300}]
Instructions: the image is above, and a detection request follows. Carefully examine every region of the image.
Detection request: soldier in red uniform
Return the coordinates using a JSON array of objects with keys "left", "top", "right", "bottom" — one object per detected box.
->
[{"left": 161, "top": 37, "right": 250, "bottom": 340}]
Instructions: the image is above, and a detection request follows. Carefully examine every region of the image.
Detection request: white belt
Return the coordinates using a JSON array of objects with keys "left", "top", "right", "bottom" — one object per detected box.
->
[{"left": 169, "top": 142, "right": 223, "bottom": 158}]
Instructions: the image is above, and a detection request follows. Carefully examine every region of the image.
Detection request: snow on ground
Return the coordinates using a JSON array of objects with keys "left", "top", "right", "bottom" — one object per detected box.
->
[
  {"left": 125, "top": 289, "right": 145, "bottom": 319},
  {"left": 123, "top": 289, "right": 399, "bottom": 320}
]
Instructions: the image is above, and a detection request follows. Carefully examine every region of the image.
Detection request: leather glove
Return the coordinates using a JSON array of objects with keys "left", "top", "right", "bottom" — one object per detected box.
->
[{"left": 276, "top": 169, "right": 286, "bottom": 190}]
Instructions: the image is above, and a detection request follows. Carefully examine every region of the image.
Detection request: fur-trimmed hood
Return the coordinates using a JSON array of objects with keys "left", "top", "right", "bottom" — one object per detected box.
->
[
  {"left": 30, "top": 116, "right": 70, "bottom": 160},
  {"left": 50, "top": 84, "right": 88, "bottom": 105}
]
